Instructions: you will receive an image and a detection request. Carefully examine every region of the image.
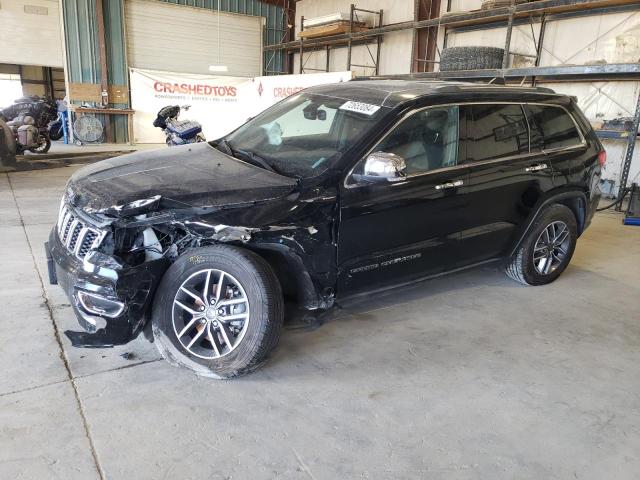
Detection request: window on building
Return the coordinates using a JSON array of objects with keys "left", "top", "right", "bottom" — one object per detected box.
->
[{"left": 0, "top": 74, "right": 23, "bottom": 109}]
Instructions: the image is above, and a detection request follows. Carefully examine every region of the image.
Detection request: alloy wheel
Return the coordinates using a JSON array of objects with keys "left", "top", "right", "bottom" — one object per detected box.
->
[
  {"left": 532, "top": 220, "right": 571, "bottom": 275},
  {"left": 172, "top": 268, "right": 250, "bottom": 359}
]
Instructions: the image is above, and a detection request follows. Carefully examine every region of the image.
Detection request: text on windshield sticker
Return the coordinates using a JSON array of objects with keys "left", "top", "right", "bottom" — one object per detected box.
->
[{"left": 339, "top": 101, "right": 381, "bottom": 116}]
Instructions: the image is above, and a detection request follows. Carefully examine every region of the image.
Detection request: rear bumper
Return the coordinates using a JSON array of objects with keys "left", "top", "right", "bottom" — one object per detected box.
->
[{"left": 46, "top": 228, "right": 169, "bottom": 347}]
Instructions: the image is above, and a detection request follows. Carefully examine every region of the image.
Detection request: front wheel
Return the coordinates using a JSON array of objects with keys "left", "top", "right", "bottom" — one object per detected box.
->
[
  {"left": 152, "top": 245, "right": 283, "bottom": 379},
  {"left": 505, "top": 204, "right": 578, "bottom": 286},
  {"left": 28, "top": 133, "right": 51, "bottom": 154}
]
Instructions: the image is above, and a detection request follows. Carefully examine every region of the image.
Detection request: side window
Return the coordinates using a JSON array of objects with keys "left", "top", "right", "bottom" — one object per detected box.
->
[
  {"left": 526, "top": 104, "right": 582, "bottom": 151},
  {"left": 375, "top": 106, "right": 459, "bottom": 175},
  {"left": 464, "top": 104, "right": 529, "bottom": 163}
]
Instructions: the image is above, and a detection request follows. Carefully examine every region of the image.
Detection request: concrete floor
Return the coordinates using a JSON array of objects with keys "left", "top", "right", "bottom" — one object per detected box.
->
[{"left": 1, "top": 164, "right": 639, "bottom": 480}]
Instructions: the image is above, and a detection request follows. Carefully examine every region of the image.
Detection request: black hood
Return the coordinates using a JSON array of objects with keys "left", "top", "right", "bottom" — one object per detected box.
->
[{"left": 68, "top": 142, "right": 298, "bottom": 212}]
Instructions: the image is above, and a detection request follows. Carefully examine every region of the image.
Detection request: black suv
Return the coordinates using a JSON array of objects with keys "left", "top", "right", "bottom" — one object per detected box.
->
[{"left": 46, "top": 80, "right": 604, "bottom": 378}]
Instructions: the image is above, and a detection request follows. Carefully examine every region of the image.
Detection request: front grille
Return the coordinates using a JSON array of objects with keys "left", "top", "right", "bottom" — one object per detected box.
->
[{"left": 57, "top": 204, "right": 103, "bottom": 260}]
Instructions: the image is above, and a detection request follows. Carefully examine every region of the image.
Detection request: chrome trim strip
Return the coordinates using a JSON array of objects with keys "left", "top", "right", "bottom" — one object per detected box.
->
[
  {"left": 56, "top": 203, "right": 104, "bottom": 260},
  {"left": 66, "top": 219, "right": 79, "bottom": 248},
  {"left": 344, "top": 101, "right": 588, "bottom": 189}
]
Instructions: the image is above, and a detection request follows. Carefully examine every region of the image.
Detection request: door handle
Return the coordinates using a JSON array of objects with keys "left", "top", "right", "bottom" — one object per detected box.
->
[
  {"left": 435, "top": 179, "right": 464, "bottom": 190},
  {"left": 525, "top": 163, "right": 549, "bottom": 172}
]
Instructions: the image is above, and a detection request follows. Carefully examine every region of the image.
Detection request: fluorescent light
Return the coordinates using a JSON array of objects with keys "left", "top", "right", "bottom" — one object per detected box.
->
[{"left": 208, "top": 65, "right": 228, "bottom": 72}]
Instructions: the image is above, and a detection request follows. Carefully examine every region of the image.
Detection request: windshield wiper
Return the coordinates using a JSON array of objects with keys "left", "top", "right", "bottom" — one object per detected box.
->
[
  {"left": 230, "top": 147, "right": 280, "bottom": 175},
  {"left": 215, "top": 138, "right": 233, "bottom": 156}
]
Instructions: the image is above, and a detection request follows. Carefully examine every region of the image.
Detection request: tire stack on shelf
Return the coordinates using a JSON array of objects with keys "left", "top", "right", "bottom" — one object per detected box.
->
[{"left": 439, "top": 46, "right": 505, "bottom": 71}]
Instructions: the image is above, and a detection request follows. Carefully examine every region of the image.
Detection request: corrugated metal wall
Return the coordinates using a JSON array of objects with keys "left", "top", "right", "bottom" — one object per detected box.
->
[
  {"left": 61, "top": 0, "right": 285, "bottom": 143},
  {"left": 158, "top": 0, "right": 286, "bottom": 74}
]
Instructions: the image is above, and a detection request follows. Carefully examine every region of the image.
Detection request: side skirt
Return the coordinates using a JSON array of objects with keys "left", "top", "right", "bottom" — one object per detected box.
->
[{"left": 336, "top": 257, "right": 503, "bottom": 305}]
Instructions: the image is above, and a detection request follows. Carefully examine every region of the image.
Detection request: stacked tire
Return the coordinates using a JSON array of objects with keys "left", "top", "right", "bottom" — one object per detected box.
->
[{"left": 439, "top": 46, "right": 505, "bottom": 72}]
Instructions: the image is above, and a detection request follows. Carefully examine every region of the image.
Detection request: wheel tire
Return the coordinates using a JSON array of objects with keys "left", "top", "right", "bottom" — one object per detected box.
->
[
  {"left": 440, "top": 46, "right": 505, "bottom": 71},
  {"left": 152, "top": 245, "right": 283, "bottom": 379},
  {"left": 505, "top": 204, "right": 578, "bottom": 286},
  {"left": 49, "top": 127, "right": 63, "bottom": 141},
  {"left": 28, "top": 133, "right": 51, "bottom": 154}
]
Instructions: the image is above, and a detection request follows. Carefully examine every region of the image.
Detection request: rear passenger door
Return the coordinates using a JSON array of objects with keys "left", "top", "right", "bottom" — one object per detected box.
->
[
  {"left": 459, "top": 103, "right": 555, "bottom": 264},
  {"left": 524, "top": 103, "right": 587, "bottom": 187}
]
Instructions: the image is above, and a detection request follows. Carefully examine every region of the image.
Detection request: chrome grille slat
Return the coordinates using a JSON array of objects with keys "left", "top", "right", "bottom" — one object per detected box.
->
[{"left": 56, "top": 203, "right": 103, "bottom": 260}]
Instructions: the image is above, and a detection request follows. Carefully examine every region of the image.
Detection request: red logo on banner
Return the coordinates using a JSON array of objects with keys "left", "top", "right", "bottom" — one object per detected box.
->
[
  {"left": 273, "top": 86, "right": 304, "bottom": 98},
  {"left": 153, "top": 82, "right": 237, "bottom": 97},
  {"left": 257, "top": 82, "right": 264, "bottom": 97}
]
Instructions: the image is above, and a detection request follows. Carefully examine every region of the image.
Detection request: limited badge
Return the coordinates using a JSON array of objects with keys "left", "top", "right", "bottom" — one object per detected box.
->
[{"left": 339, "top": 101, "right": 381, "bottom": 116}]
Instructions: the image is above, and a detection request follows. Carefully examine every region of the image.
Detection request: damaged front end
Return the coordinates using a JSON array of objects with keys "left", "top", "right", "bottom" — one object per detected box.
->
[
  {"left": 46, "top": 197, "right": 171, "bottom": 347},
  {"left": 47, "top": 183, "right": 337, "bottom": 348}
]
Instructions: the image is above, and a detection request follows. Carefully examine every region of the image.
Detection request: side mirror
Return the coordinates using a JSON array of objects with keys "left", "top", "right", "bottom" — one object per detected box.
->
[{"left": 353, "top": 152, "right": 407, "bottom": 184}]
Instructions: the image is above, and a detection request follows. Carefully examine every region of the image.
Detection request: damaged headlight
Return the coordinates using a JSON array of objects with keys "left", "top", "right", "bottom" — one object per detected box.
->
[{"left": 99, "top": 195, "right": 162, "bottom": 217}]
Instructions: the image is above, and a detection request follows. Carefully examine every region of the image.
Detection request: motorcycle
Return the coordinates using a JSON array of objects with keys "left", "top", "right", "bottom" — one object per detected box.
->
[
  {"left": 0, "top": 96, "right": 56, "bottom": 154},
  {"left": 48, "top": 113, "right": 63, "bottom": 141},
  {"left": 153, "top": 105, "right": 206, "bottom": 146},
  {"left": 5, "top": 115, "right": 51, "bottom": 154},
  {"left": 47, "top": 99, "right": 68, "bottom": 141}
]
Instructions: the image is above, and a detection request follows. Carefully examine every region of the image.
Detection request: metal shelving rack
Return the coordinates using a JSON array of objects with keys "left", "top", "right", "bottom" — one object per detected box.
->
[
  {"left": 297, "top": 4, "right": 384, "bottom": 74},
  {"left": 264, "top": 0, "right": 640, "bottom": 202}
]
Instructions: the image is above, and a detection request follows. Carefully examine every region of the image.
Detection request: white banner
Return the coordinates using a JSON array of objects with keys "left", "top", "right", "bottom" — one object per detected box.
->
[
  {"left": 129, "top": 68, "right": 353, "bottom": 144},
  {"left": 129, "top": 68, "right": 254, "bottom": 144},
  {"left": 248, "top": 71, "right": 353, "bottom": 117}
]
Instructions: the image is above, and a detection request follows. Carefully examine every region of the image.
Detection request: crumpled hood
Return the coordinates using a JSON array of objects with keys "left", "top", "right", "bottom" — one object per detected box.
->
[{"left": 67, "top": 142, "right": 298, "bottom": 212}]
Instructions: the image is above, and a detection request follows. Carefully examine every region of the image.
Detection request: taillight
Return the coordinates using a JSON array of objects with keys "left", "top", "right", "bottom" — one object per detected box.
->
[{"left": 598, "top": 150, "right": 606, "bottom": 168}]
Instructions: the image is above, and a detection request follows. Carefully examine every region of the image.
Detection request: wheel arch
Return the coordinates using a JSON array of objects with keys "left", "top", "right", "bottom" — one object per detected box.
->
[
  {"left": 243, "top": 242, "right": 329, "bottom": 311},
  {"left": 509, "top": 189, "right": 588, "bottom": 257}
]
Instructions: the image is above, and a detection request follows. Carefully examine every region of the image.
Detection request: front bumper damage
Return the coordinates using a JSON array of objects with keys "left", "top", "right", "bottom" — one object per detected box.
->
[{"left": 46, "top": 228, "right": 169, "bottom": 347}]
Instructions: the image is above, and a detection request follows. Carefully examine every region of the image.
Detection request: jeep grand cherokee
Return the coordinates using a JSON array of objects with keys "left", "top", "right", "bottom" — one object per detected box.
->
[{"left": 46, "top": 80, "right": 604, "bottom": 378}]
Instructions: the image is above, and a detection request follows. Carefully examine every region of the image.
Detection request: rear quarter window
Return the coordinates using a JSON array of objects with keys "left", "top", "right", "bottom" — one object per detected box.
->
[{"left": 526, "top": 104, "right": 583, "bottom": 151}]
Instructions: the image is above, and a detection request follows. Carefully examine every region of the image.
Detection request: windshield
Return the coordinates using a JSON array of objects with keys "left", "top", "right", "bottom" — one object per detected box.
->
[{"left": 224, "top": 92, "right": 390, "bottom": 178}]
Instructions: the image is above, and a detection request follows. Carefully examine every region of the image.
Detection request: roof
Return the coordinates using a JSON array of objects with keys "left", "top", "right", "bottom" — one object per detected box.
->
[{"left": 305, "top": 79, "right": 558, "bottom": 108}]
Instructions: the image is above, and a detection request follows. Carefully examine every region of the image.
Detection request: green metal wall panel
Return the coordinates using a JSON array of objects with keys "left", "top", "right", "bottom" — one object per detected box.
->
[{"left": 62, "top": 0, "right": 285, "bottom": 143}]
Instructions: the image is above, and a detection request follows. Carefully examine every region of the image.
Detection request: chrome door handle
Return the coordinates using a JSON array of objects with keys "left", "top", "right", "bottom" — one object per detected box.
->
[
  {"left": 435, "top": 179, "right": 464, "bottom": 190},
  {"left": 525, "top": 163, "right": 549, "bottom": 172}
]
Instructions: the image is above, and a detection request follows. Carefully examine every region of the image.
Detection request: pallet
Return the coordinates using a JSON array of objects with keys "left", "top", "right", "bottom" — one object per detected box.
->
[
  {"left": 299, "top": 21, "right": 369, "bottom": 40},
  {"left": 481, "top": 0, "right": 530, "bottom": 9}
]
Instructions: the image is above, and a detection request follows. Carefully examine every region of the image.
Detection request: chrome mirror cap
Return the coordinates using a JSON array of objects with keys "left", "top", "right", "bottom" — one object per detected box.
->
[{"left": 362, "top": 152, "right": 407, "bottom": 182}]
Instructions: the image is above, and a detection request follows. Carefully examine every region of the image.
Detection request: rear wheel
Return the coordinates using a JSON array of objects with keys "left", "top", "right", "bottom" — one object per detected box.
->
[
  {"left": 505, "top": 204, "right": 578, "bottom": 286},
  {"left": 152, "top": 245, "right": 283, "bottom": 379}
]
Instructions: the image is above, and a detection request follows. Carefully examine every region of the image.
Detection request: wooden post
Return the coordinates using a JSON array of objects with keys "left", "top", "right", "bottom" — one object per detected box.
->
[{"left": 95, "top": 0, "right": 112, "bottom": 143}]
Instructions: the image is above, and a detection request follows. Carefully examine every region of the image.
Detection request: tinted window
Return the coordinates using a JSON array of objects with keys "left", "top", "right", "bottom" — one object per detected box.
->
[
  {"left": 526, "top": 104, "right": 582, "bottom": 151},
  {"left": 465, "top": 104, "right": 529, "bottom": 162},
  {"left": 375, "top": 106, "right": 459, "bottom": 175}
]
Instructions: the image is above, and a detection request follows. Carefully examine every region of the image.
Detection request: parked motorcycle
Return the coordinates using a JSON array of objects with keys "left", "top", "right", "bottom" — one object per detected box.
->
[
  {"left": 153, "top": 105, "right": 205, "bottom": 146},
  {"left": 48, "top": 113, "right": 63, "bottom": 141},
  {"left": 47, "top": 99, "right": 68, "bottom": 141},
  {"left": 0, "top": 96, "right": 56, "bottom": 154},
  {"left": 5, "top": 116, "right": 51, "bottom": 154}
]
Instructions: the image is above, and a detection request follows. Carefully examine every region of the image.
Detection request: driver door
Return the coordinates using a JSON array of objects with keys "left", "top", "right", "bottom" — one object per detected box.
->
[{"left": 337, "top": 105, "right": 471, "bottom": 295}]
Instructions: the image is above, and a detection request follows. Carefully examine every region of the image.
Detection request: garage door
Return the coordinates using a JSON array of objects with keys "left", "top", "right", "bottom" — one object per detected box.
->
[
  {"left": 0, "top": 0, "right": 64, "bottom": 67},
  {"left": 125, "top": 0, "right": 263, "bottom": 77}
]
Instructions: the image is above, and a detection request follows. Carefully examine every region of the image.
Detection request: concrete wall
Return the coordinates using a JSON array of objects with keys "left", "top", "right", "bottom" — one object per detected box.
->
[{"left": 293, "top": 0, "right": 414, "bottom": 76}]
